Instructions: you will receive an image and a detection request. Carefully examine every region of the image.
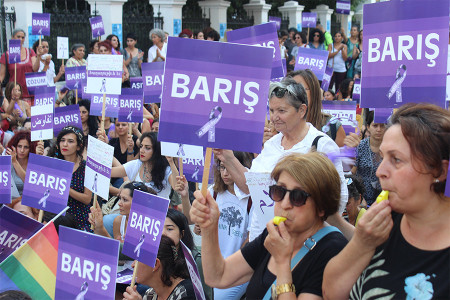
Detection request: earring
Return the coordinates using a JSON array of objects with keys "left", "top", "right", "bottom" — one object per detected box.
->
[{"left": 434, "top": 179, "right": 440, "bottom": 183}]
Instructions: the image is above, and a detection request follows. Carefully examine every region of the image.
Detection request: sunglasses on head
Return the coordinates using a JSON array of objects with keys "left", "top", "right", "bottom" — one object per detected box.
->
[
  {"left": 132, "top": 181, "right": 147, "bottom": 192},
  {"left": 268, "top": 185, "right": 310, "bottom": 207},
  {"left": 271, "top": 85, "right": 297, "bottom": 99}
]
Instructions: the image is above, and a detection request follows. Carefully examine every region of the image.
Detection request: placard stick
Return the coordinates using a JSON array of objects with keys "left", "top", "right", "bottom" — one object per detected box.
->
[
  {"left": 130, "top": 261, "right": 139, "bottom": 288},
  {"left": 39, "top": 35, "right": 41, "bottom": 47},
  {"left": 62, "top": 59, "right": 64, "bottom": 66},
  {"left": 90, "top": 194, "right": 99, "bottom": 231},
  {"left": 178, "top": 157, "right": 183, "bottom": 176},
  {"left": 100, "top": 93, "right": 107, "bottom": 132},
  {"left": 38, "top": 210, "right": 44, "bottom": 223},
  {"left": 307, "top": 28, "right": 310, "bottom": 41},
  {"left": 75, "top": 89, "right": 78, "bottom": 104},
  {"left": 195, "top": 182, "right": 199, "bottom": 190},
  {"left": 128, "top": 123, "right": 132, "bottom": 136},
  {"left": 14, "top": 63, "right": 16, "bottom": 86},
  {"left": 200, "top": 147, "right": 212, "bottom": 197}
]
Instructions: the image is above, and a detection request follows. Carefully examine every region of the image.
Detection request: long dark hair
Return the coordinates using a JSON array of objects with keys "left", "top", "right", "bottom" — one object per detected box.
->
[
  {"left": 106, "top": 34, "right": 121, "bottom": 51},
  {"left": 166, "top": 208, "right": 194, "bottom": 250},
  {"left": 157, "top": 235, "right": 190, "bottom": 287},
  {"left": 78, "top": 99, "right": 98, "bottom": 137},
  {"left": 48, "top": 126, "right": 85, "bottom": 160},
  {"left": 309, "top": 28, "right": 325, "bottom": 44},
  {"left": 214, "top": 151, "right": 253, "bottom": 194},
  {"left": 140, "top": 132, "right": 168, "bottom": 192}
]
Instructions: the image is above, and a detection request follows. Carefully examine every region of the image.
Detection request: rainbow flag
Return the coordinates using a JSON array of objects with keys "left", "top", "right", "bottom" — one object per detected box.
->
[{"left": 0, "top": 221, "right": 59, "bottom": 300}]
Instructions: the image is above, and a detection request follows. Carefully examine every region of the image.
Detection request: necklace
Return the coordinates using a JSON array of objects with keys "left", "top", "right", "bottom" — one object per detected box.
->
[{"left": 142, "top": 162, "right": 152, "bottom": 182}]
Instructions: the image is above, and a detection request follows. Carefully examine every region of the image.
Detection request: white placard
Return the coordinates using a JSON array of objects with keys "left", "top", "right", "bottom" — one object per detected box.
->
[
  {"left": 57, "top": 37, "right": 69, "bottom": 59},
  {"left": 85, "top": 135, "right": 114, "bottom": 199},
  {"left": 31, "top": 104, "right": 53, "bottom": 141},
  {"left": 245, "top": 172, "right": 275, "bottom": 231},
  {"left": 160, "top": 142, "right": 204, "bottom": 160},
  {"left": 86, "top": 54, "right": 123, "bottom": 95}
]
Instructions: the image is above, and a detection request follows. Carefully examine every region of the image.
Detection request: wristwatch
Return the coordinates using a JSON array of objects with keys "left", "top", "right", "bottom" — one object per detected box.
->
[{"left": 271, "top": 283, "right": 296, "bottom": 299}]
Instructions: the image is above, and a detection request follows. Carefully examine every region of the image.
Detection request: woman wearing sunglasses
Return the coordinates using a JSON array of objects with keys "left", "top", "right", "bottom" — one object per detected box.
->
[{"left": 190, "top": 152, "right": 347, "bottom": 299}]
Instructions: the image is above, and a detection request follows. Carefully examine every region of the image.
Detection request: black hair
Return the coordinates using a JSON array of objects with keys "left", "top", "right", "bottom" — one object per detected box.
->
[
  {"left": 288, "top": 27, "right": 297, "bottom": 34},
  {"left": 193, "top": 31, "right": 203, "bottom": 39},
  {"left": 206, "top": 30, "right": 220, "bottom": 41},
  {"left": 139, "top": 132, "right": 169, "bottom": 192},
  {"left": 106, "top": 34, "right": 121, "bottom": 50},
  {"left": 122, "top": 181, "right": 157, "bottom": 197},
  {"left": 126, "top": 32, "right": 138, "bottom": 41},
  {"left": 295, "top": 32, "right": 307, "bottom": 44},
  {"left": 339, "top": 78, "right": 354, "bottom": 99},
  {"left": 78, "top": 99, "right": 99, "bottom": 137},
  {"left": 166, "top": 208, "right": 195, "bottom": 250},
  {"left": 32, "top": 39, "right": 48, "bottom": 54},
  {"left": 214, "top": 151, "right": 254, "bottom": 193},
  {"left": 324, "top": 89, "right": 335, "bottom": 98},
  {"left": 309, "top": 28, "right": 325, "bottom": 44},
  {"left": 345, "top": 174, "right": 365, "bottom": 203},
  {"left": 0, "top": 290, "right": 32, "bottom": 300},
  {"left": 48, "top": 126, "right": 85, "bottom": 160},
  {"left": 89, "top": 39, "right": 99, "bottom": 53},
  {"left": 279, "top": 30, "right": 288, "bottom": 38},
  {"left": 157, "top": 235, "right": 190, "bottom": 287}
]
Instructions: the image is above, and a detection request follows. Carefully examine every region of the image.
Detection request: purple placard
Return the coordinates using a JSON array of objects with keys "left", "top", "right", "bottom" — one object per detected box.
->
[
  {"left": 142, "top": 62, "right": 164, "bottom": 103},
  {"left": 80, "top": 78, "right": 90, "bottom": 99},
  {"left": 130, "top": 77, "right": 143, "bottom": 90},
  {"left": 90, "top": 94, "right": 119, "bottom": 118},
  {"left": 321, "top": 66, "right": 333, "bottom": 91},
  {"left": 66, "top": 66, "right": 86, "bottom": 90},
  {"left": 89, "top": 16, "right": 105, "bottom": 38},
  {"left": 268, "top": 16, "right": 281, "bottom": 30},
  {"left": 361, "top": 0, "right": 449, "bottom": 108},
  {"left": 294, "top": 47, "right": 329, "bottom": 81},
  {"left": 227, "top": 22, "right": 283, "bottom": 80},
  {"left": 445, "top": 164, "right": 450, "bottom": 197},
  {"left": 373, "top": 108, "right": 393, "bottom": 124},
  {"left": 118, "top": 89, "right": 144, "bottom": 123},
  {"left": 302, "top": 12, "right": 317, "bottom": 28},
  {"left": 34, "top": 86, "right": 55, "bottom": 106},
  {"left": 352, "top": 78, "right": 361, "bottom": 102},
  {"left": 31, "top": 13, "right": 51, "bottom": 36},
  {"left": 55, "top": 226, "right": 120, "bottom": 299},
  {"left": 54, "top": 105, "right": 82, "bottom": 135},
  {"left": 181, "top": 242, "right": 207, "bottom": 300},
  {"left": 122, "top": 190, "right": 170, "bottom": 267},
  {"left": 336, "top": 0, "right": 351, "bottom": 14},
  {"left": 116, "top": 268, "right": 133, "bottom": 284},
  {"left": 25, "top": 72, "right": 48, "bottom": 95},
  {"left": 0, "top": 156, "right": 11, "bottom": 203},
  {"left": 322, "top": 101, "right": 358, "bottom": 134},
  {"left": 182, "top": 152, "right": 214, "bottom": 184},
  {"left": 8, "top": 39, "right": 21, "bottom": 64},
  {"left": 86, "top": 157, "right": 111, "bottom": 178},
  {"left": 0, "top": 206, "right": 43, "bottom": 263},
  {"left": 22, "top": 153, "right": 74, "bottom": 215},
  {"left": 159, "top": 37, "right": 272, "bottom": 153}
]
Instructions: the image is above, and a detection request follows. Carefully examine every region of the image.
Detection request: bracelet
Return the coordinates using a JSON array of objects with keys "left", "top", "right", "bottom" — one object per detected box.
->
[{"left": 127, "top": 151, "right": 134, "bottom": 155}]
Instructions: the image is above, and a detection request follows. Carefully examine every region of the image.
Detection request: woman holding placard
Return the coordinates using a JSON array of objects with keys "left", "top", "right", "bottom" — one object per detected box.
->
[
  {"left": 111, "top": 132, "right": 178, "bottom": 199},
  {"left": 308, "top": 28, "right": 326, "bottom": 51},
  {"left": 0, "top": 29, "right": 40, "bottom": 99},
  {"left": 190, "top": 152, "right": 347, "bottom": 299},
  {"left": 32, "top": 40, "right": 65, "bottom": 86},
  {"left": 323, "top": 103, "right": 450, "bottom": 299},
  {"left": 46, "top": 126, "right": 92, "bottom": 231},
  {"left": 3, "top": 82, "right": 30, "bottom": 128},
  {"left": 65, "top": 44, "right": 86, "bottom": 67}
]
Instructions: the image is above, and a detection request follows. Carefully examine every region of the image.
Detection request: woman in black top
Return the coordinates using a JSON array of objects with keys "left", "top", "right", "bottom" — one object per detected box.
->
[{"left": 190, "top": 152, "right": 347, "bottom": 299}]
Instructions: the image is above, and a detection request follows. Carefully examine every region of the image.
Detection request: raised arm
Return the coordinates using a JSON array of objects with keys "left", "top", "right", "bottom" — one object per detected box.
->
[
  {"left": 213, "top": 149, "right": 249, "bottom": 194},
  {"left": 190, "top": 190, "right": 254, "bottom": 288}
]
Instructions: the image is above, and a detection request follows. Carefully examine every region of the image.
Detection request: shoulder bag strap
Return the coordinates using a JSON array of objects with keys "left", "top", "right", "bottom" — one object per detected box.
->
[{"left": 262, "top": 226, "right": 341, "bottom": 300}]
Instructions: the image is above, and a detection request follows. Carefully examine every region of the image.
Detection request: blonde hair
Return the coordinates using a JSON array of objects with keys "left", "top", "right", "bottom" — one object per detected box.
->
[{"left": 271, "top": 152, "right": 340, "bottom": 220}]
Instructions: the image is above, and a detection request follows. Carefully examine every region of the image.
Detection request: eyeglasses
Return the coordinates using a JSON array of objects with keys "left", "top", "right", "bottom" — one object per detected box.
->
[
  {"left": 295, "top": 36, "right": 301, "bottom": 40},
  {"left": 216, "top": 165, "right": 226, "bottom": 172},
  {"left": 268, "top": 185, "right": 310, "bottom": 207}
]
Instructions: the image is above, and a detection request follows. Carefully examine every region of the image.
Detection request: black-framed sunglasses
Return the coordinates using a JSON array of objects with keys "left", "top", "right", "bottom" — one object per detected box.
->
[
  {"left": 132, "top": 181, "right": 148, "bottom": 192},
  {"left": 271, "top": 85, "right": 297, "bottom": 99},
  {"left": 268, "top": 185, "right": 310, "bottom": 207}
]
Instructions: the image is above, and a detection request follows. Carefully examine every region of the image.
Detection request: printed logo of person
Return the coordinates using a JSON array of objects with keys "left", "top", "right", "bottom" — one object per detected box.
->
[
  {"left": 196, "top": 106, "right": 223, "bottom": 143},
  {"left": 387, "top": 65, "right": 407, "bottom": 103},
  {"left": 75, "top": 281, "right": 89, "bottom": 300},
  {"left": 92, "top": 173, "right": 98, "bottom": 193}
]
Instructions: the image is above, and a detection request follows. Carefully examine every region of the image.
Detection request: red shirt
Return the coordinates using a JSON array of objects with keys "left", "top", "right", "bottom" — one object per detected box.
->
[{"left": 0, "top": 48, "right": 36, "bottom": 98}]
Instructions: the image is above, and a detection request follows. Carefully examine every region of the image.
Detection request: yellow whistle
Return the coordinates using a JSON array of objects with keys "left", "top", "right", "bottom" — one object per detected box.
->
[
  {"left": 273, "top": 216, "right": 287, "bottom": 225},
  {"left": 376, "top": 190, "right": 389, "bottom": 203}
]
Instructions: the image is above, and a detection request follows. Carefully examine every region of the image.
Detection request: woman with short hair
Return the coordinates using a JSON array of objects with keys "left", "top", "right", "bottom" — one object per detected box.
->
[
  {"left": 65, "top": 44, "right": 86, "bottom": 67},
  {"left": 148, "top": 29, "right": 167, "bottom": 62}
]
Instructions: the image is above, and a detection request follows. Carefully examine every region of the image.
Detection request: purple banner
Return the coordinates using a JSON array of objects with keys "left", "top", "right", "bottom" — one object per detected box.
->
[
  {"left": 0, "top": 206, "right": 43, "bottom": 263},
  {"left": 159, "top": 37, "right": 272, "bottom": 153},
  {"left": 122, "top": 190, "right": 170, "bottom": 267},
  {"left": 31, "top": 113, "right": 53, "bottom": 131},
  {"left": 182, "top": 151, "right": 214, "bottom": 184},
  {"left": 25, "top": 72, "right": 48, "bottom": 94},
  {"left": 86, "top": 157, "right": 112, "bottom": 178},
  {"left": 361, "top": 0, "right": 449, "bottom": 108},
  {"left": 34, "top": 86, "right": 55, "bottom": 106},
  {"left": 90, "top": 94, "right": 119, "bottom": 118},
  {"left": 142, "top": 62, "right": 164, "bottom": 103},
  {"left": 55, "top": 226, "right": 120, "bottom": 299},
  {"left": 373, "top": 108, "right": 393, "bottom": 124},
  {"left": 119, "top": 89, "right": 143, "bottom": 123},
  {"left": 22, "top": 153, "right": 74, "bottom": 215},
  {"left": 336, "top": 0, "right": 351, "bottom": 14},
  {"left": 89, "top": 16, "right": 105, "bottom": 38},
  {"left": 321, "top": 66, "right": 333, "bottom": 91},
  {"left": 181, "top": 242, "right": 207, "bottom": 300},
  {"left": 294, "top": 47, "right": 329, "bottom": 81},
  {"left": 352, "top": 78, "right": 361, "bottom": 102},
  {"left": 31, "top": 13, "right": 50, "bottom": 36},
  {"left": 54, "top": 105, "right": 82, "bottom": 135},
  {"left": 66, "top": 66, "right": 86, "bottom": 90},
  {"left": 130, "top": 77, "right": 143, "bottom": 90},
  {"left": 268, "top": 16, "right": 281, "bottom": 30},
  {"left": 302, "top": 13, "right": 317, "bottom": 28},
  {"left": 8, "top": 39, "right": 21, "bottom": 64},
  {"left": 0, "top": 156, "right": 11, "bottom": 203},
  {"left": 81, "top": 78, "right": 90, "bottom": 99},
  {"left": 445, "top": 164, "right": 450, "bottom": 197},
  {"left": 227, "top": 22, "right": 283, "bottom": 80},
  {"left": 322, "top": 101, "right": 358, "bottom": 134}
]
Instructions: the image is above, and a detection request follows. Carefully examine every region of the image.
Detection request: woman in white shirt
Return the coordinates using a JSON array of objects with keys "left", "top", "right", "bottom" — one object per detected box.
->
[
  {"left": 148, "top": 28, "right": 167, "bottom": 63},
  {"left": 32, "top": 40, "right": 65, "bottom": 86}
]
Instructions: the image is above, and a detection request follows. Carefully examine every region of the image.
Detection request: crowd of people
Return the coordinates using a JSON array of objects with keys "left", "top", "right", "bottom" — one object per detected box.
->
[{"left": 0, "top": 20, "right": 449, "bottom": 300}]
